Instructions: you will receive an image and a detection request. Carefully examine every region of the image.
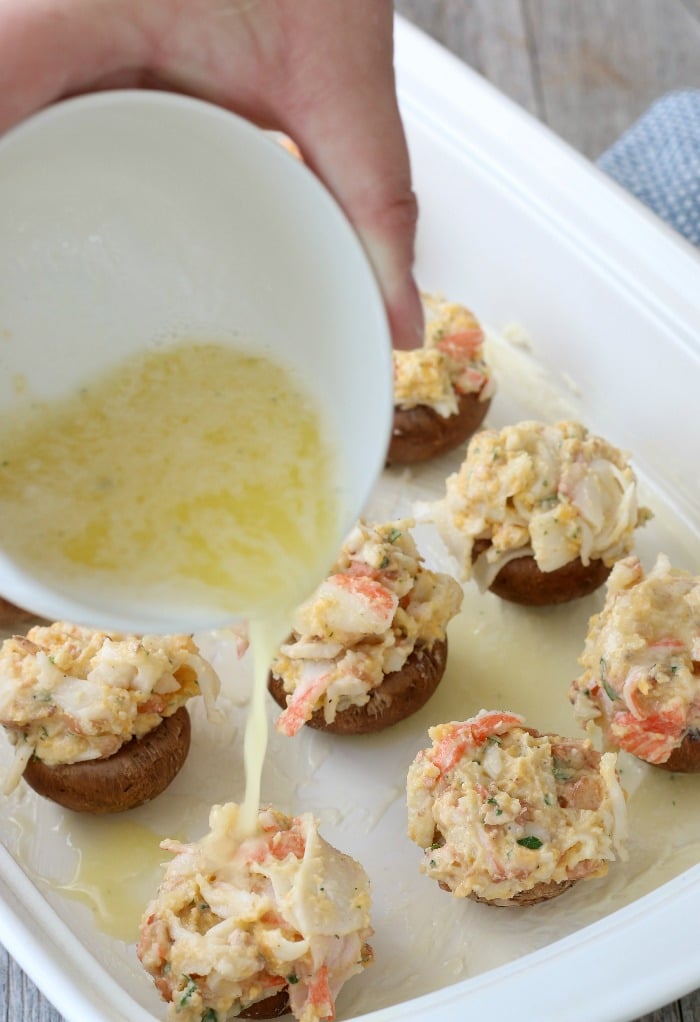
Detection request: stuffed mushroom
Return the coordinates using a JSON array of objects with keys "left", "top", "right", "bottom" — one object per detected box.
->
[
  {"left": 138, "top": 803, "right": 373, "bottom": 1022},
  {"left": 571, "top": 554, "right": 700, "bottom": 771},
  {"left": 0, "top": 621, "right": 220, "bottom": 811},
  {"left": 407, "top": 710, "right": 627, "bottom": 906},
  {"left": 423, "top": 419, "right": 650, "bottom": 605},
  {"left": 388, "top": 293, "right": 494, "bottom": 464},
  {"left": 269, "top": 519, "right": 463, "bottom": 736}
]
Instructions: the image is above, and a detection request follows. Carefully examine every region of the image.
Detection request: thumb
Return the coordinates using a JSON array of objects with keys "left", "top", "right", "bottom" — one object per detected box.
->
[{"left": 276, "top": 2, "right": 423, "bottom": 350}]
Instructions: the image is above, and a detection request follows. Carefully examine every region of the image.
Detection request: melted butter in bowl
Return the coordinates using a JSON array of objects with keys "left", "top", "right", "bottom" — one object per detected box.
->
[
  {"left": 0, "top": 338, "right": 342, "bottom": 632},
  {"left": 0, "top": 90, "right": 393, "bottom": 635}
]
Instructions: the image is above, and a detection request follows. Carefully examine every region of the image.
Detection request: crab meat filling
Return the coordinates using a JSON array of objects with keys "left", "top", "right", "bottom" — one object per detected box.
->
[
  {"left": 421, "top": 419, "right": 650, "bottom": 590},
  {"left": 0, "top": 621, "right": 221, "bottom": 792},
  {"left": 270, "top": 519, "right": 463, "bottom": 735},
  {"left": 393, "top": 293, "right": 494, "bottom": 417},
  {"left": 407, "top": 711, "right": 627, "bottom": 903},
  {"left": 137, "top": 804, "right": 373, "bottom": 1022},
  {"left": 571, "top": 553, "right": 700, "bottom": 764}
]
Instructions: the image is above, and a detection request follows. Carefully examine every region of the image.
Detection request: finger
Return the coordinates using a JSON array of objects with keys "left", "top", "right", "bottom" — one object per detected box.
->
[
  {"left": 0, "top": 0, "right": 148, "bottom": 133},
  {"left": 272, "top": 1, "right": 423, "bottom": 349}
]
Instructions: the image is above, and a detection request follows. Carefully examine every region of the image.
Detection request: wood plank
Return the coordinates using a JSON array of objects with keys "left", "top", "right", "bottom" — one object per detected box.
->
[
  {"left": 524, "top": 0, "right": 700, "bottom": 156},
  {"left": 1, "top": 950, "right": 62, "bottom": 1021},
  {"left": 395, "top": 0, "right": 541, "bottom": 115},
  {"left": 680, "top": 990, "right": 700, "bottom": 1022},
  {"left": 638, "top": 1010, "right": 683, "bottom": 1022},
  {"left": 396, "top": 0, "right": 700, "bottom": 157}
]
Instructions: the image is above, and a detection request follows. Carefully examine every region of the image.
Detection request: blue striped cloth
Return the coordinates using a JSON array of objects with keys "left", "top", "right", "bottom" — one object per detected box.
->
[{"left": 597, "top": 89, "right": 700, "bottom": 247}]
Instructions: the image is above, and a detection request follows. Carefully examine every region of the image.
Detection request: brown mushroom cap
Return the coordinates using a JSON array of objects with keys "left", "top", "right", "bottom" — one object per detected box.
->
[
  {"left": 268, "top": 639, "right": 448, "bottom": 735},
  {"left": 472, "top": 539, "right": 611, "bottom": 606},
  {"left": 23, "top": 705, "right": 191, "bottom": 813},
  {"left": 387, "top": 392, "right": 491, "bottom": 465},
  {"left": 239, "top": 989, "right": 290, "bottom": 1019},
  {"left": 466, "top": 878, "right": 575, "bottom": 906},
  {"left": 655, "top": 729, "right": 700, "bottom": 773}
]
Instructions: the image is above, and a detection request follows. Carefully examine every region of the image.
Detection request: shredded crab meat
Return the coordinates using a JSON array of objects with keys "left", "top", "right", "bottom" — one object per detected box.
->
[
  {"left": 3, "top": 742, "right": 33, "bottom": 797},
  {"left": 419, "top": 419, "right": 651, "bottom": 587},
  {"left": 570, "top": 553, "right": 700, "bottom": 764},
  {"left": 270, "top": 518, "right": 463, "bottom": 735},
  {"left": 137, "top": 803, "right": 373, "bottom": 1022},
  {"left": 407, "top": 710, "right": 627, "bottom": 903},
  {"left": 184, "top": 651, "right": 225, "bottom": 726},
  {"left": 393, "top": 292, "right": 494, "bottom": 416},
  {"left": 0, "top": 622, "right": 221, "bottom": 789}
]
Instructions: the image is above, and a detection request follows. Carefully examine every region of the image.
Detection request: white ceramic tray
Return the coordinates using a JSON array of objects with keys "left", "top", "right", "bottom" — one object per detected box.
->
[{"left": 2, "top": 16, "right": 700, "bottom": 1022}]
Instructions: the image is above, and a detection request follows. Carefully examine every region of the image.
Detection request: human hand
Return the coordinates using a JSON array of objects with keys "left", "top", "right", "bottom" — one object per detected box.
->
[{"left": 0, "top": 0, "right": 422, "bottom": 347}]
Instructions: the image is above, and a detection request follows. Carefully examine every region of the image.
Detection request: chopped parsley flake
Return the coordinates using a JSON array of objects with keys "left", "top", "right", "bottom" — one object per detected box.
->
[
  {"left": 599, "top": 657, "right": 617, "bottom": 701},
  {"left": 387, "top": 527, "right": 402, "bottom": 543},
  {"left": 602, "top": 678, "right": 618, "bottom": 702},
  {"left": 179, "top": 976, "right": 197, "bottom": 1007},
  {"left": 516, "top": 835, "right": 543, "bottom": 850},
  {"left": 552, "top": 757, "right": 573, "bottom": 782}
]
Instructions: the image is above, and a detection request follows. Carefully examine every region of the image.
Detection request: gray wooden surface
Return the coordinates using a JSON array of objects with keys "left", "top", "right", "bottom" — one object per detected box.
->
[
  {"left": 2, "top": 2, "right": 700, "bottom": 1021},
  {"left": 396, "top": 0, "right": 700, "bottom": 160}
]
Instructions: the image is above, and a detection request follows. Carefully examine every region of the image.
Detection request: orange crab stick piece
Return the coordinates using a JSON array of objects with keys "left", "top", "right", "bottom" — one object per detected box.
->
[{"left": 431, "top": 711, "right": 525, "bottom": 776}]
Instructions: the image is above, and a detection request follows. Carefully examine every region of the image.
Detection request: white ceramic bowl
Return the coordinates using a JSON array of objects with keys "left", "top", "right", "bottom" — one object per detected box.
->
[{"left": 0, "top": 91, "right": 393, "bottom": 632}]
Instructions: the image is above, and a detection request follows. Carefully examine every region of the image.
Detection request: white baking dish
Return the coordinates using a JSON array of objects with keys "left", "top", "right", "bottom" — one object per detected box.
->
[{"left": 1, "top": 16, "right": 700, "bottom": 1022}]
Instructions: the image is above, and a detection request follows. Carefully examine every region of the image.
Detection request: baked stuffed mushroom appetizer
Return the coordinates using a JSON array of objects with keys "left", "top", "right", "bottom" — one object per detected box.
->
[
  {"left": 571, "top": 554, "right": 700, "bottom": 772},
  {"left": 138, "top": 802, "right": 374, "bottom": 1022},
  {"left": 388, "top": 293, "right": 494, "bottom": 464},
  {"left": 407, "top": 711, "right": 627, "bottom": 906},
  {"left": 423, "top": 419, "right": 650, "bottom": 605},
  {"left": 268, "top": 519, "right": 463, "bottom": 736},
  {"left": 0, "top": 621, "right": 220, "bottom": 811}
]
